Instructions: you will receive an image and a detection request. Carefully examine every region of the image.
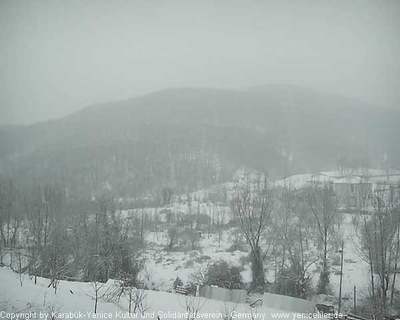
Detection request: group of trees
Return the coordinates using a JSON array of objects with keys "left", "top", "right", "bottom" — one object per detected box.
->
[
  {"left": 353, "top": 187, "right": 400, "bottom": 319},
  {"left": 272, "top": 183, "right": 318, "bottom": 299},
  {"left": 166, "top": 193, "right": 228, "bottom": 251},
  {"left": 230, "top": 173, "right": 340, "bottom": 297},
  {"left": 0, "top": 181, "right": 143, "bottom": 296},
  {"left": 2, "top": 170, "right": 399, "bottom": 319},
  {"left": 182, "top": 172, "right": 340, "bottom": 300},
  {"left": 0, "top": 180, "right": 18, "bottom": 265}
]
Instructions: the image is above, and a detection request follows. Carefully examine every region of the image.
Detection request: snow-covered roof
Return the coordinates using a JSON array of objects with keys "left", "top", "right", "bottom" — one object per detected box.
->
[
  {"left": 333, "top": 176, "right": 369, "bottom": 184},
  {"left": 369, "top": 175, "right": 400, "bottom": 185},
  {"left": 274, "top": 173, "right": 318, "bottom": 189},
  {"left": 362, "top": 168, "right": 400, "bottom": 177},
  {"left": 321, "top": 168, "right": 400, "bottom": 179},
  {"left": 274, "top": 173, "right": 335, "bottom": 189},
  {"left": 320, "top": 171, "right": 341, "bottom": 178},
  {"left": 307, "top": 174, "right": 333, "bottom": 183},
  {"left": 274, "top": 168, "right": 400, "bottom": 190}
]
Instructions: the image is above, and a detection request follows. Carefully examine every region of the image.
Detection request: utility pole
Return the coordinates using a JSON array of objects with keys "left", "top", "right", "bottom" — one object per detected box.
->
[
  {"left": 353, "top": 285, "right": 357, "bottom": 312},
  {"left": 338, "top": 241, "right": 344, "bottom": 314},
  {"left": 273, "top": 248, "right": 277, "bottom": 293}
]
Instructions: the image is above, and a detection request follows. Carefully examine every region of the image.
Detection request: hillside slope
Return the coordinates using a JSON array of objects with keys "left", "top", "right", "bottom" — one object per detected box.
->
[{"left": 0, "top": 86, "right": 398, "bottom": 197}]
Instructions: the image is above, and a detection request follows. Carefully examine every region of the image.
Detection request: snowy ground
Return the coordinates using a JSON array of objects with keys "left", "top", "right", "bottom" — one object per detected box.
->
[
  {"left": 0, "top": 206, "right": 387, "bottom": 315},
  {"left": 2, "top": 169, "right": 397, "bottom": 315},
  {"left": 139, "top": 230, "right": 250, "bottom": 292},
  {"left": 0, "top": 267, "right": 326, "bottom": 320},
  {"left": 103, "top": 190, "right": 396, "bottom": 312},
  {"left": 326, "top": 214, "right": 370, "bottom": 309},
  {"left": 136, "top": 211, "right": 399, "bottom": 313}
]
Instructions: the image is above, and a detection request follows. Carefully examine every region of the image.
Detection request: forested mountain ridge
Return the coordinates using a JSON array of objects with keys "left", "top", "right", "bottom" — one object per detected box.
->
[{"left": 0, "top": 85, "right": 398, "bottom": 197}]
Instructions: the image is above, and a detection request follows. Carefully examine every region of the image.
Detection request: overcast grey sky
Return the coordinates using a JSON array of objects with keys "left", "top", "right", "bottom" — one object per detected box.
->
[{"left": 1, "top": 0, "right": 399, "bottom": 125}]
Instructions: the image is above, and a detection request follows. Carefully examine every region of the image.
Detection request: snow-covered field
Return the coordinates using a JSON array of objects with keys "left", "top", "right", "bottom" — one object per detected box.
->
[
  {"left": 1, "top": 213, "right": 366, "bottom": 317},
  {"left": 0, "top": 267, "right": 326, "bottom": 320},
  {"left": 139, "top": 231, "right": 250, "bottom": 292},
  {"left": 3, "top": 168, "right": 398, "bottom": 316},
  {"left": 108, "top": 209, "right": 384, "bottom": 314},
  {"left": 137, "top": 212, "right": 398, "bottom": 313},
  {"left": 0, "top": 206, "right": 383, "bottom": 316}
]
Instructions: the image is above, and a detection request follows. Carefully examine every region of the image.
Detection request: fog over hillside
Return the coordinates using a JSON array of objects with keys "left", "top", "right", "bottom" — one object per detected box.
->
[
  {"left": 0, "top": 85, "right": 399, "bottom": 196},
  {"left": 2, "top": 1, "right": 400, "bottom": 125}
]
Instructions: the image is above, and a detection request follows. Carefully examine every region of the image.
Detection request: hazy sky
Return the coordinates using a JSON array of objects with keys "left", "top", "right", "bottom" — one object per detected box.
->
[{"left": 1, "top": 0, "right": 399, "bottom": 125}]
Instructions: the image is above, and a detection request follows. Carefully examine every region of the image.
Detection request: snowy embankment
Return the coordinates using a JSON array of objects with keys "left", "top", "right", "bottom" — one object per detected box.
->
[{"left": 0, "top": 267, "right": 324, "bottom": 320}]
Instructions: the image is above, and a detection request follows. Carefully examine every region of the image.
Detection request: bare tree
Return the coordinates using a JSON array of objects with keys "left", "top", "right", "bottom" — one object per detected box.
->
[
  {"left": 25, "top": 184, "right": 68, "bottom": 286},
  {"left": 167, "top": 226, "right": 178, "bottom": 250},
  {"left": 390, "top": 207, "right": 400, "bottom": 306},
  {"left": 45, "top": 298, "right": 63, "bottom": 320},
  {"left": 273, "top": 181, "right": 318, "bottom": 298},
  {"left": 26, "top": 185, "right": 45, "bottom": 283},
  {"left": 16, "top": 247, "right": 27, "bottom": 286},
  {"left": 178, "top": 295, "right": 206, "bottom": 320},
  {"left": 109, "top": 272, "right": 148, "bottom": 314},
  {"left": 162, "top": 186, "right": 174, "bottom": 206},
  {"left": 221, "top": 302, "right": 238, "bottom": 320},
  {"left": 231, "top": 172, "right": 272, "bottom": 292},
  {"left": 0, "top": 180, "right": 17, "bottom": 263},
  {"left": 215, "top": 206, "right": 226, "bottom": 247},
  {"left": 303, "top": 183, "right": 338, "bottom": 294},
  {"left": 88, "top": 279, "right": 108, "bottom": 314},
  {"left": 189, "top": 265, "right": 208, "bottom": 287},
  {"left": 122, "top": 285, "right": 148, "bottom": 314}
]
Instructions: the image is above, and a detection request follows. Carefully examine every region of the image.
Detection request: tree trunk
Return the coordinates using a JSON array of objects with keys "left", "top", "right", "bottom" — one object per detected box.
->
[{"left": 251, "top": 246, "right": 265, "bottom": 292}]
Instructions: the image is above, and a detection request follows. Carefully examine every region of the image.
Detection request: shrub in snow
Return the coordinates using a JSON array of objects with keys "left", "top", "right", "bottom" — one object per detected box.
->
[
  {"left": 203, "top": 260, "right": 243, "bottom": 289},
  {"left": 274, "top": 265, "right": 311, "bottom": 299}
]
